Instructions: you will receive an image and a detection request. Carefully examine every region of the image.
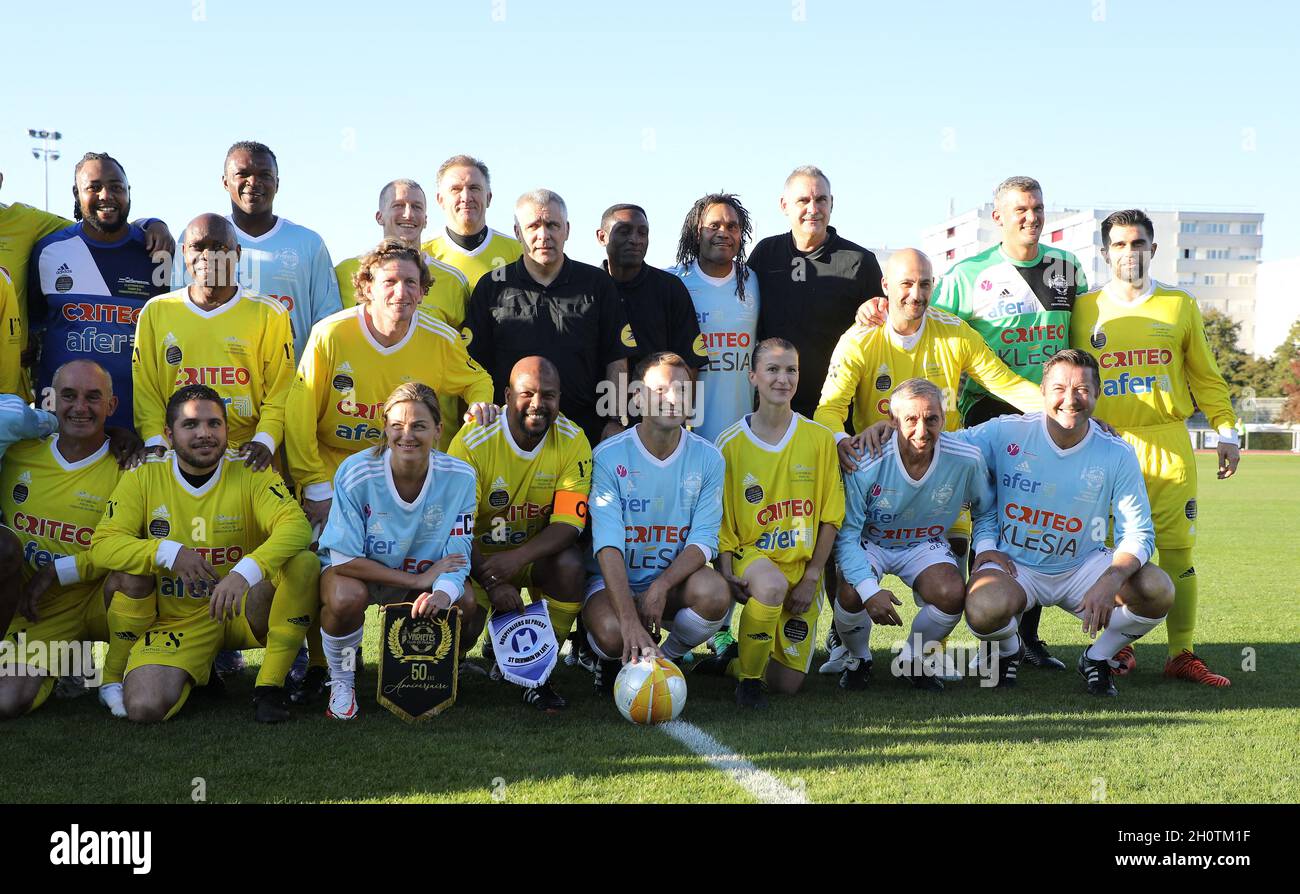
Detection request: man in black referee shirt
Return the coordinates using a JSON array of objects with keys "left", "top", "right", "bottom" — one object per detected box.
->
[
  {"left": 747, "top": 165, "right": 885, "bottom": 420},
  {"left": 466, "top": 189, "right": 634, "bottom": 446},
  {"left": 596, "top": 203, "right": 705, "bottom": 385}
]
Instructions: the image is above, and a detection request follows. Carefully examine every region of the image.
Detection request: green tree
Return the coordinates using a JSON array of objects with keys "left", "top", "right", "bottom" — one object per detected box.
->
[{"left": 1201, "top": 309, "right": 1253, "bottom": 399}]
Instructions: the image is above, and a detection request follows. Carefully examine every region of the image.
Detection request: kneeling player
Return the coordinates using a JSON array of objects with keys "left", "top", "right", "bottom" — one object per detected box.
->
[
  {"left": 1, "top": 365, "right": 124, "bottom": 717},
  {"left": 583, "top": 352, "right": 730, "bottom": 692},
  {"left": 832, "top": 378, "right": 996, "bottom": 692},
  {"left": 89, "top": 385, "right": 320, "bottom": 722},
  {"left": 958, "top": 350, "right": 1174, "bottom": 695},
  {"left": 706, "top": 338, "right": 845, "bottom": 708},
  {"left": 318, "top": 383, "right": 477, "bottom": 720},
  {"left": 448, "top": 357, "right": 590, "bottom": 711}
]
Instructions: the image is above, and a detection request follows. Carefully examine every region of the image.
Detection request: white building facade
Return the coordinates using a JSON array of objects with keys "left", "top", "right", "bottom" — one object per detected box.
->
[{"left": 922, "top": 206, "right": 1264, "bottom": 353}]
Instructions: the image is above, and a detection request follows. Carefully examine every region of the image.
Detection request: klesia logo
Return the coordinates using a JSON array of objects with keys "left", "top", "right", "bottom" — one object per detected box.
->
[{"left": 1006, "top": 443, "right": 1021, "bottom": 456}]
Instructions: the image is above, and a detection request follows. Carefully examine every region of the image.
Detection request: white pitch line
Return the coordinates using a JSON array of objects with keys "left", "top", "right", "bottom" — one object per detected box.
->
[{"left": 659, "top": 720, "right": 809, "bottom": 804}]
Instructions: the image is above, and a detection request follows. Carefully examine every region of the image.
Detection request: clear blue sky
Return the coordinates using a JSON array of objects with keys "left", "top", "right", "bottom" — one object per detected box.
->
[{"left": 4, "top": 0, "right": 1296, "bottom": 268}]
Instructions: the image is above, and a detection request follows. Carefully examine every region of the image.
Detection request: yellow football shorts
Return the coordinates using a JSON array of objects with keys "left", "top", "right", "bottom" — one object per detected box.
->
[
  {"left": 732, "top": 549, "right": 824, "bottom": 674},
  {"left": 1121, "top": 422, "right": 1198, "bottom": 551},
  {"left": 125, "top": 591, "right": 263, "bottom": 687},
  {"left": 469, "top": 562, "right": 541, "bottom": 610}
]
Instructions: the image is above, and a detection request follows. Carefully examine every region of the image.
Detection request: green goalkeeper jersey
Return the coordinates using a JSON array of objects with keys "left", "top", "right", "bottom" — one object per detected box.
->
[{"left": 931, "top": 243, "right": 1088, "bottom": 419}]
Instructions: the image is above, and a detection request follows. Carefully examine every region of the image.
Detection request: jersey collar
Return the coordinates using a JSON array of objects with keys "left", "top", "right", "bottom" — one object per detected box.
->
[
  {"left": 229, "top": 215, "right": 285, "bottom": 244},
  {"left": 171, "top": 452, "right": 224, "bottom": 497},
  {"left": 740, "top": 412, "right": 799, "bottom": 453},
  {"left": 691, "top": 260, "right": 737, "bottom": 289},
  {"left": 892, "top": 436, "right": 940, "bottom": 488},
  {"left": 183, "top": 286, "right": 245, "bottom": 318},
  {"left": 385, "top": 449, "right": 435, "bottom": 510},
  {"left": 357, "top": 304, "right": 418, "bottom": 355},
  {"left": 1101, "top": 278, "right": 1156, "bottom": 308},
  {"left": 502, "top": 414, "right": 549, "bottom": 460},
  {"left": 887, "top": 314, "right": 927, "bottom": 351},
  {"left": 48, "top": 435, "right": 111, "bottom": 471},
  {"left": 631, "top": 424, "right": 686, "bottom": 468},
  {"left": 1038, "top": 413, "right": 1096, "bottom": 458}
]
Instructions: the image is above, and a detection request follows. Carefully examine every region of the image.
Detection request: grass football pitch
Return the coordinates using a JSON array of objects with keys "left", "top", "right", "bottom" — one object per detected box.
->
[{"left": 5, "top": 454, "right": 1298, "bottom": 804}]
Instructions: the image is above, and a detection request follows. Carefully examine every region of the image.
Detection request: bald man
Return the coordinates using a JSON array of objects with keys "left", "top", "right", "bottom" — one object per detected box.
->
[
  {"left": 0, "top": 360, "right": 132, "bottom": 717},
  {"left": 813, "top": 248, "right": 1041, "bottom": 674},
  {"left": 133, "top": 213, "right": 295, "bottom": 471},
  {"left": 447, "top": 355, "right": 592, "bottom": 711}
]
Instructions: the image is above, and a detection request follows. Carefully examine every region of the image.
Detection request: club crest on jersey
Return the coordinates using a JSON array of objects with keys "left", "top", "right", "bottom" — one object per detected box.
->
[
  {"left": 1185, "top": 499, "right": 1197, "bottom": 520},
  {"left": 11, "top": 471, "right": 32, "bottom": 504},
  {"left": 1006, "top": 443, "right": 1021, "bottom": 457},
  {"left": 332, "top": 373, "right": 354, "bottom": 393},
  {"left": 275, "top": 248, "right": 300, "bottom": 269},
  {"left": 874, "top": 365, "right": 892, "bottom": 392},
  {"left": 1048, "top": 271, "right": 1070, "bottom": 297},
  {"left": 423, "top": 505, "right": 445, "bottom": 530},
  {"left": 681, "top": 472, "right": 703, "bottom": 504},
  {"left": 148, "top": 503, "right": 171, "bottom": 538},
  {"left": 743, "top": 472, "right": 764, "bottom": 505},
  {"left": 1089, "top": 328, "right": 1107, "bottom": 349},
  {"left": 932, "top": 483, "right": 955, "bottom": 506},
  {"left": 163, "top": 332, "right": 182, "bottom": 366},
  {"left": 55, "top": 263, "right": 74, "bottom": 293},
  {"left": 488, "top": 476, "right": 510, "bottom": 509}
]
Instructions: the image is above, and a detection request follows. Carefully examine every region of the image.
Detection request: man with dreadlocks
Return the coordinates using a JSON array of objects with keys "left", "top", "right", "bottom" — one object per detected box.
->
[
  {"left": 669, "top": 193, "right": 760, "bottom": 444},
  {"left": 596, "top": 203, "right": 705, "bottom": 383}
]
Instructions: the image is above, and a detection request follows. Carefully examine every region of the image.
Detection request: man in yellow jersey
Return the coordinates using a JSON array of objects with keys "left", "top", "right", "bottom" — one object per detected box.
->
[
  {"left": 133, "top": 215, "right": 294, "bottom": 471},
  {"left": 336, "top": 180, "right": 473, "bottom": 450},
  {"left": 422, "top": 155, "right": 523, "bottom": 288},
  {"left": 286, "top": 241, "right": 497, "bottom": 531},
  {"left": 707, "top": 338, "right": 845, "bottom": 707},
  {"left": 0, "top": 361, "right": 123, "bottom": 718},
  {"left": 0, "top": 170, "right": 175, "bottom": 402},
  {"left": 448, "top": 357, "right": 590, "bottom": 708},
  {"left": 90, "top": 384, "right": 319, "bottom": 722},
  {"left": 1071, "top": 209, "right": 1240, "bottom": 687}
]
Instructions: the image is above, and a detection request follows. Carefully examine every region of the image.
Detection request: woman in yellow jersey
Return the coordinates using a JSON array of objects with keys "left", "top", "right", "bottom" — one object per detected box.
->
[{"left": 708, "top": 338, "right": 845, "bottom": 708}]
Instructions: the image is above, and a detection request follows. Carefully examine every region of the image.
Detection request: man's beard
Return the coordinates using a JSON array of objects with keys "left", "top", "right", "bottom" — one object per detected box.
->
[
  {"left": 78, "top": 197, "right": 131, "bottom": 236},
  {"left": 175, "top": 440, "right": 224, "bottom": 472}
]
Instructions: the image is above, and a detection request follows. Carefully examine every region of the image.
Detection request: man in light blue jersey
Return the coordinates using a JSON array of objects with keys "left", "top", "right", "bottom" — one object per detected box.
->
[
  {"left": 958, "top": 349, "right": 1174, "bottom": 696},
  {"left": 175, "top": 142, "right": 341, "bottom": 361},
  {"left": 832, "top": 378, "right": 996, "bottom": 692},
  {"left": 583, "top": 352, "right": 731, "bottom": 693},
  {"left": 316, "top": 383, "right": 477, "bottom": 720},
  {"left": 669, "top": 192, "right": 759, "bottom": 445}
]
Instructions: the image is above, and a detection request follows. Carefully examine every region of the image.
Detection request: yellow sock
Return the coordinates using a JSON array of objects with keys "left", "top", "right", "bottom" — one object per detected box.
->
[
  {"left": 255, "top": 551, "right": 320, "bottom": 688},
  {"left": 305, "top": 623, "right": 326, "bottom": 670},
  {"left": 104, "top": 590, "right": 156, "bottom": 685},
  {"left": 545, "top": 597, "right": 581, "bottom": 644},
  {"left": 1158, "top": 547, "right": 1197, "bottom": 657},
  {"left": 736, "top": 599, "right": 782, "bottom": 680}
]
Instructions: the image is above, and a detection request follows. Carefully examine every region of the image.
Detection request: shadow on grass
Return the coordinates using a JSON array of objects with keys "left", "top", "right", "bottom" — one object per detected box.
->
[{"left": 2, "top": 640, "right": 1295, "bottom": 804}]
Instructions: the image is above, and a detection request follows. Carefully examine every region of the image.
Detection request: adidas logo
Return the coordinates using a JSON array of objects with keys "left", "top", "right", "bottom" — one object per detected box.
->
[
  {"left": 742, "top": 473, "right": 759, "bottom": 487},
  {"left": 746, "top": 632, "right": 772, "bottom": 642},
  {"left": 151, "top": 504, "right": 171, "bottom": 519},
  {"left": 1179, "top": 567, "right": 1196, "bottom": 579},
  {"left": 164, "top": 332, "right": 178, "bottom": 345},
  {"left": 370, "top": 518, "right": 385, "bottom": 534},
  {"left": 338, "top": 361, "right": 354, "bottom": 373},
  {"left": 1015, "top": 460, "right": 1031, "bottom": 473},
  {"left": 56, "top": 263, "right": 71, "bottom": 274},
  {"left": 287, "top": 615, "right": 310, "bottom": 626},
  {"left": 17, "top": 471, "right": 32, "bottom": 484},
  {"left": 491, "top": 476, "right": 508, "bottom": 489},
  {"left": 876, "top": 496, "right": 892, "bottom": 509},
  {"left": 113, "top": 632, "right": 138, "bottom": 642}
]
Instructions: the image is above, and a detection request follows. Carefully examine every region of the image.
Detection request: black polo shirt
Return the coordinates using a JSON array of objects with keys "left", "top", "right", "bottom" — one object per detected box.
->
[
  {"left": 603, "top": 261, "right": 706, "bottom": 375},
  {"left": 748, "top": 226, "right": 885, "bottom": 418},
  {"left": 466, "top": 255, "right": 634, "bottom": 443}
]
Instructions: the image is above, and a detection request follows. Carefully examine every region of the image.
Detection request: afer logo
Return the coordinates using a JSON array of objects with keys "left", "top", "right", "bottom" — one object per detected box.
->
[{"left": 49, "top": 825, "right": 151, "bottom": 874}]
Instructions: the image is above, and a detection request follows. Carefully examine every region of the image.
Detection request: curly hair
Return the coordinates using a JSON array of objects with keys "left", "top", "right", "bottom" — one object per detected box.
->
[{"left": 351, "top": 240, "right": 432, "bottom": 304}]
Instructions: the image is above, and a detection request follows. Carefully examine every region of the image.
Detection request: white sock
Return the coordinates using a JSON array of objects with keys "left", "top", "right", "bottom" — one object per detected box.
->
[
  {"left": 968, "top": 616, "right": 1020, "bottom": 656},
  {"left": 661, "top": 607, "right": 724, "bottom": 660},
  {"left": 720, "top": 602, "right": 735, "bottom": 630},
  {"left": 322, "top": 626, "right": 363, "bottom": 689},
  {"left": 586, "top": 629, "right": 617, "bottom": 661},
  {"left": 1085, "top": 606, "right": 1163, "bottom": 662},
  {"left": 833, "top": 600, "right": 873, "bottom": 660},
  {"left": 905, "top": 604, "right": 962, "bottom": 660}
]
